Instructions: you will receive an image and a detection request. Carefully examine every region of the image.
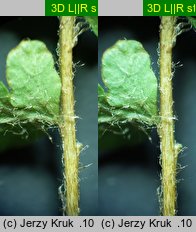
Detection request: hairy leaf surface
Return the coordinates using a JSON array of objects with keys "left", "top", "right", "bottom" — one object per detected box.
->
[
  {"left": 99, "top": 40, "right": 158, "bottom": 131},
  {"left": 0, "top": 40, "right": 61, "bottom": 132}
]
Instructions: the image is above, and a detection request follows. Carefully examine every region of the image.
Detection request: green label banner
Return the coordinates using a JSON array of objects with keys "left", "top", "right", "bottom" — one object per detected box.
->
[
  {"left": 45, "top": 0, "right": 98, "bottom": 16},
  {"left": 143, "top": 0, "right": 196, "bottom": 16}
]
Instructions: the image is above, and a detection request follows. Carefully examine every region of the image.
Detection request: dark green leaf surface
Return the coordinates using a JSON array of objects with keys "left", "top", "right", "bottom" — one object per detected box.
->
[
  {"left": 187, "top": 17, "right": 196, "bottom": 30},
  {"left": 99, "top": 40, "right": 158, "bottom": 130},
  {"left": 0, "top": 82, "right": 13, "bottom": 121},
  {"left": 84, "top": 16, "right": 98, "bottom": 36}
]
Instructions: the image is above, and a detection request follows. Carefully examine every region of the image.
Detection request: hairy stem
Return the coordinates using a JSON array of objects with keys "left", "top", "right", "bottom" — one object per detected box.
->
[
  {"left": 159, "top": 16, "right": 180, "bottom": 216},
  {"left": 59, "top": 16, "right": 79, "bottom": 216}
]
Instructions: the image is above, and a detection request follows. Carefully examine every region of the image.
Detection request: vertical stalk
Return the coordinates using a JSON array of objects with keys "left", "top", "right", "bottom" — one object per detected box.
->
[
  {"left": 159, "top": 16, "right": 179, "bottom": 216},
  {"left": 59, "top": 16, "right": 79, "bottom": 216}
]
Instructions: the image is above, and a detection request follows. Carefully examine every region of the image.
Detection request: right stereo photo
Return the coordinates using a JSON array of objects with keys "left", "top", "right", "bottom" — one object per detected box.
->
[{"left": 98, "top": 16, "right": 196, "bottom": 216}]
